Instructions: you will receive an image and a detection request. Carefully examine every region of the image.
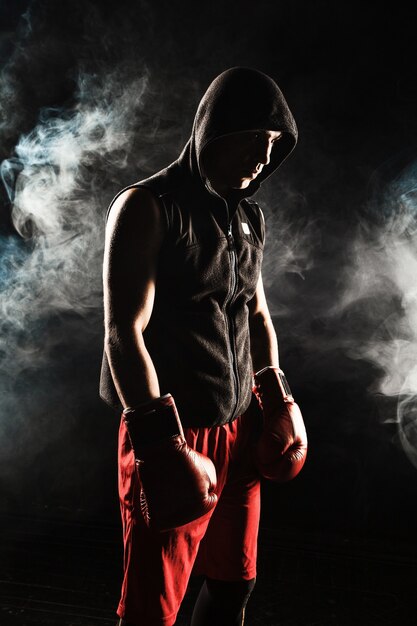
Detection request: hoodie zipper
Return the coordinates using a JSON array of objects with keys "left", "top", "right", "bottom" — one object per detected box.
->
[
  {"left": 205, "top": 181, "right": 241, "bottom": 421},
  {"left": 225, "top": 219, "right": 240, "bottom": 420}
]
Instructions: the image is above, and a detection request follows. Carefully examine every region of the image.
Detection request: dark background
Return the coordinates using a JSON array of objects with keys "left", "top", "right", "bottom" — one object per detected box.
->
[{"left": 1, "top": 0, "right": 417, "bottom": 602}]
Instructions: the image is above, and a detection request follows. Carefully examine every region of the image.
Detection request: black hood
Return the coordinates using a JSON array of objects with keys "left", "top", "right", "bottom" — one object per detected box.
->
[{"left": 178, "top": 66, "right": 298, "bottom": 197}]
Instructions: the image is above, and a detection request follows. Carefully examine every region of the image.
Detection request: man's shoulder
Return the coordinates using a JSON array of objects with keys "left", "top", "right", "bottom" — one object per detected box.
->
[
  {"left": 135, "top": 161, "right": 184, "bottom": 199},
  {"left": 105, "top": 161, "right": 184, "bottom": 223}
]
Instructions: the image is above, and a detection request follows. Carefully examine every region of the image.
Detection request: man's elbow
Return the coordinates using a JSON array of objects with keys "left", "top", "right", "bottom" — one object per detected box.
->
[
  {"left": 104, "top": 318, "right": 136, "bottom": 352},
  {"left": 249, "top": 310, "right": 271, "bottom": 333}
]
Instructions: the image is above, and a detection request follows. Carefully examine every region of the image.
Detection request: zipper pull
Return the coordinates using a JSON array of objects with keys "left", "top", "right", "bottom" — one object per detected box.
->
[{"left": 227, "top": 223, "right": 234, "bottom": 246}]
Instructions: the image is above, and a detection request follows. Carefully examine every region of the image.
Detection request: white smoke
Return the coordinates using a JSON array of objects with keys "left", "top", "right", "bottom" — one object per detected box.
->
[
  {"left": 331, "top": 161, "right": 417, "bottom": 468},
  {"left": 0, "top": 71, "right": 151, "bottom": 372},
  {"left": 257, "top": 180, "right": 319, "bottom": 319}
]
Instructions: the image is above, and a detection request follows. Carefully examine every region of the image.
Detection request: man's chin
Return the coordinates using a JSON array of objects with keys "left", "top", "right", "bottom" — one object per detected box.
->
[{"left": 231, "top": 178, "right": 253, "bottom": 190}]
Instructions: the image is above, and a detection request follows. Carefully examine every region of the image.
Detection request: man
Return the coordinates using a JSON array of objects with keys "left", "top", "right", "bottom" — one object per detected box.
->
[{"left": 100, "top": 66, "right": 308, "bottom": 626}]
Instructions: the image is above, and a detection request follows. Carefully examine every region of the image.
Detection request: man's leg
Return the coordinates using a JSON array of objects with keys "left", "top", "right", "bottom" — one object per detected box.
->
[
  {"left": 191, "top": 408, "right": 262, "bottom": 626},
  {"left": 190, "top": 577, "right": 256, "bottom": 626}
]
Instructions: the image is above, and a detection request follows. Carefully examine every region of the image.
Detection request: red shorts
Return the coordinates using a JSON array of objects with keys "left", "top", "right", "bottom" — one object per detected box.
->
[{"left": 117, "top": 408, "right": 261, "bottom": 625}]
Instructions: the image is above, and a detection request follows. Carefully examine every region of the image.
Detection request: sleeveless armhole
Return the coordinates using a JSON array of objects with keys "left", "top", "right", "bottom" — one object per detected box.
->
[
  {"left": 243, "top": 199, "right": 266, "bottom": 247},
  {"left": 258, "top": 205, "right": 266, "bottom": 246},
  {"left": 104, "top": 183, "right": 170, "bottom": 239}
]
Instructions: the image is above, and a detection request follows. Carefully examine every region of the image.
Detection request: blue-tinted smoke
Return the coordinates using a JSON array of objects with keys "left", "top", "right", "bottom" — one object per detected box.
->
[
  {"left": 0, "top": 70, "right": 150, "bottom": 363},
  {"left": 330, "top": 160, "right": 417, "bottom": 468}
]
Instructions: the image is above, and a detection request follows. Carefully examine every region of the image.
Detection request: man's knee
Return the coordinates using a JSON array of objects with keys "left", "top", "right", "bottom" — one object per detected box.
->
[
  {"left": 206, "top": 577, "right": 256, "bottom": 615},
  {"left": 191, "top": 577, "right": 256, "bottom": 625}
]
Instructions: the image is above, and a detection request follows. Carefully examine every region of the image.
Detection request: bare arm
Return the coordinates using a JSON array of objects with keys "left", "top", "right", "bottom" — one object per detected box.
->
[
  {"left": 103, "top": 187, "right": 163, "bottom": 408},
  {"left": 248, "top": 272, "right": 279, "bottom": 373}
]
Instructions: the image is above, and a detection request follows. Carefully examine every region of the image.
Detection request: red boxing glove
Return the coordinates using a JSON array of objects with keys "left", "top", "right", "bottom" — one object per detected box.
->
[
  {"left": 122, "top": 394, "right": 217, "bottom": 531},
  {"left": 253, "top": 366, "right": 308, "bottom": 482}
]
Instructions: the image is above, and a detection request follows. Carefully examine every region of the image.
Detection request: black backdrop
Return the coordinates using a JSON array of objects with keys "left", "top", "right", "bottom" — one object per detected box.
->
[{"left": 0, "top": 0, "right": 416, "bottom": 548}]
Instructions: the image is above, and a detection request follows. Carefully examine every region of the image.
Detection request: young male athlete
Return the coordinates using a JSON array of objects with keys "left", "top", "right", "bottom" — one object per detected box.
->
[{"left": 100, "top": 66, "right": 308, "bottom": 626}]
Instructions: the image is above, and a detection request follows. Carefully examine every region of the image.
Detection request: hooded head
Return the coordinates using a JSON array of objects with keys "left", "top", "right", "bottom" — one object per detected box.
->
[{"left": 178, "top": 66, "right": 298, "bottom": 198}]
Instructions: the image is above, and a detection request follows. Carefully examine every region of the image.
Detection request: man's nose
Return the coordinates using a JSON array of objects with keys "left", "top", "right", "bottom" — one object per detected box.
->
[{"left": 252, "top": 137, "right": 273, "bottom": 165}]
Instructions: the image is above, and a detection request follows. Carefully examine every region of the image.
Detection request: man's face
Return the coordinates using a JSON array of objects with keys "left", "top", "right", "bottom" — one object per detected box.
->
[{"left": 201, "top": 130, "right": 282, "bottom": 196}]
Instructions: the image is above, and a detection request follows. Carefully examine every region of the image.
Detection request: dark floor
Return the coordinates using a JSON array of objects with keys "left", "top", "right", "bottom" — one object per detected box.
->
[{"left": 1, "top": 511, "right": 417, "bottom": 626}]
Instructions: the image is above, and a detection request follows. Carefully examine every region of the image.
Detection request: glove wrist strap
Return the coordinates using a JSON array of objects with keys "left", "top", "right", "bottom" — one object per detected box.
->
[
  {"left": 254, "top": 365, "right": 282, "bottom": 377},
  {"left": 254, "top": 366, "right": 294, "bottom": 402},
  {"left": 122, "top": 394, "right": 184, "bottom": 453}
]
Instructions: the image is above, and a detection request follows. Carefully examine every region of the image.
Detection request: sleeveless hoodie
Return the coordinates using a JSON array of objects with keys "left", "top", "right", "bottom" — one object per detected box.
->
[{"left": 100, "top": 67, "right": 298, "bottom": 427}]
